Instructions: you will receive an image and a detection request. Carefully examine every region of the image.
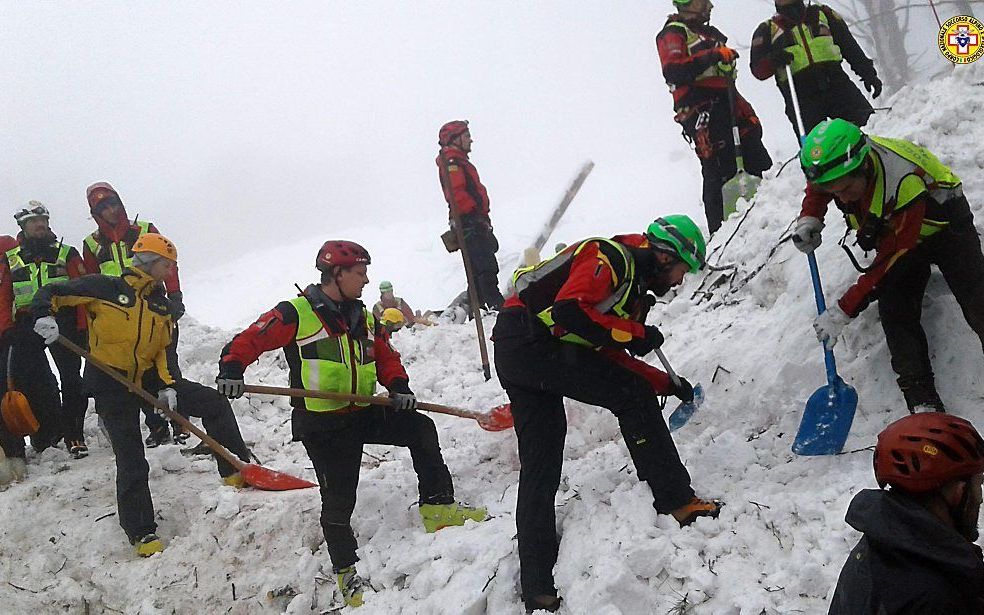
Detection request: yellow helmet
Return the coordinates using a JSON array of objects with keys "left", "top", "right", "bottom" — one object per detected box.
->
[
  {"left": 381, "top": 308, "right": 405, "bottom": 327},
  {"left": 132, "top": 233, "right": 178, "bottom": 262}
]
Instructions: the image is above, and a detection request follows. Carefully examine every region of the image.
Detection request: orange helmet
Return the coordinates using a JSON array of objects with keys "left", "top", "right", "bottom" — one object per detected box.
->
[{"left": 132, "top": 233, "right": 178, "bottom": 262}]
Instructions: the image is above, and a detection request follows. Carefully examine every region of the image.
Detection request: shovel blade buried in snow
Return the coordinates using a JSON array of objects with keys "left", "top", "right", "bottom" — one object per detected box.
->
[
  {"left": 240, "top": 463, "right": 317, "bottom": 491},
  {"left": 721, "top": 171, "right": 761, "bottom": 219},
  {"left": 478, "top": 403, "right": 514, "bottom": 432},
  {"left": 668, "top": 383, "right": 705, "bottom": 432},
  {"left": 792, "top": 377, "right": 859, "bottom": 456}
]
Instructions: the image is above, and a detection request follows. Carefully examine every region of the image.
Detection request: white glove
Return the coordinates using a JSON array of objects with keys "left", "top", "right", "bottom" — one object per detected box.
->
[
  {"left": 813, "top": 304, "right": 852, "bottom": 350},
  {"left": 792, "top": 216, "right": 824, "bottom": 254},
  {"left": 33, "top": 316, "right": 59, "bottom": 345},
  {"left": 156, "top": 387, "right": 178, "bottom": 416}
]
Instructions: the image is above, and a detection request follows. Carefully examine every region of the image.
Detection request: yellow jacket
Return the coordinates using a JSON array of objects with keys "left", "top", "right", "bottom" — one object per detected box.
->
[{"left": 31, "top": 268, "right": 174, "bottom": 386}]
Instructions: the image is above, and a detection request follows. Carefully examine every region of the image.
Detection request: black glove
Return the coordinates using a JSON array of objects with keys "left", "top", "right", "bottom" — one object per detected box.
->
[
  {"left": 169, "top": 291, "right": 186, "bottom": 321},
  {"left": 670, "top": 377, "right": 695, "bottom": 403},
  {"left": 216, "top": 361, "right": 245, "bottom": 399},
  {"left": 387, "top": 379, "right": 417, "bottom": 411},
  {"left": 626, "top": 325, "right": 664, "bottom": 357},
  {"left": 862, "top": 75, "right": 882, "bottom": 99},
  {"left": 767, "top": 47, "right": 794, "bottom": 68}
]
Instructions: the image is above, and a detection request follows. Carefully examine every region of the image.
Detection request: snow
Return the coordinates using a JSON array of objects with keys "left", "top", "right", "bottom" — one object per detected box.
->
[{"left": 2, "top": 64, "right": 984, "bottom": 614}]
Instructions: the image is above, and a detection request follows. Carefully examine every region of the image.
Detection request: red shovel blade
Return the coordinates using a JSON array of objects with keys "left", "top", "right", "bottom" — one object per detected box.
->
[
  {"left": 478, "top": 403, "right": 514, "bottom": 432},
  {"left": 240, "top": 463, "right": 317, "bottom": 491}
]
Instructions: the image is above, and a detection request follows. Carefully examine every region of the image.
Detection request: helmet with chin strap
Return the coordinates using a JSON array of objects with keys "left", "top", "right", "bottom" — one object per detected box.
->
[
  {"left": 14, "top": 201, "right": 50, "bottom": 226},
  {"left": 645, "top": 215, "right": 706, "bottom": 273}
]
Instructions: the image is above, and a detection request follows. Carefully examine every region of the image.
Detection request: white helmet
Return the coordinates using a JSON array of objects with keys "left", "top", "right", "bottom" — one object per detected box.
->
[{"left": 14, "top": 201, "right": 50, "bottom": 226}]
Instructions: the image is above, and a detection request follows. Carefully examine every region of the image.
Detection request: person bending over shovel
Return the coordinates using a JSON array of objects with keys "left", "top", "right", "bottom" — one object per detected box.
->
[
  {"left": 30, "top": 233, "right": 252, "bottom": 557},
  {"left": 216, "top": 239, "right": 488, "bottom": 609}
]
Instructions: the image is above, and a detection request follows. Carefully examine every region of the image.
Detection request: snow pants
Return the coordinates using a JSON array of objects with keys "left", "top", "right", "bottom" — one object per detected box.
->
[
  {"left": 140, "top": 321, "right": 183, "bottom": 434},
  {"left": 462, "top": 224, "right": 505, "bottom": 310},
  {"left": 299, "top": 405, "right": 455, "bottom": 571},
  {"left": 876, "top": 197, "right": 984, "bottom": 410},
  {"left": 94, "top": 376, "right": 251, "bottom": 542},
  {"left": 48, "top": 320, "right": 87, "bottom": 443},
  {"left": 780, "top": 67, "right": 874, "bottom": 139},
  {"left": 679, "top": 91, "right": 773, "bottom": 235},
  {"left": 492, "top": 309, "right": 695, "bottom": 601},
  {"left": 0, "top": 321, "right": 63, "bottom": 458}
]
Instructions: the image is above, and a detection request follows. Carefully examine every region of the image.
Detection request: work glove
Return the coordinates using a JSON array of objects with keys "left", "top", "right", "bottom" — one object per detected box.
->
[
  {"left": 33, "top": 316, "right": 59, "bottom": 345},
  {"left": 626, "top": 325, "right": 665, "bottom": 357},
  {"left": 716, "top": 46, "right": 739, "bottom": 64},
  {"left": 768, "top": 47, "right": 794, "bottom": 68},
  {"left": 389, "top": 392, "right": 417, "bottom": 412},
  {"left": 813, "top": 304, "right": 852, "bottom": 350},
  {"left": 156, "top": 387, "right": 178, "bottom": 416},
  {"left": 169, "top": 291, "right": 186, "bottom": 321},
  {"left": 216, "top": 361, "right": 246, "bottom": 399},
  {"left": 862, "top": 75, "right": 882, "bottom": 99},
  {"left": 670, "top": 377, "right": 695, "bottom": 403},
  {"left": 791, "top": 216, "right": 824, "bottom": 254}
]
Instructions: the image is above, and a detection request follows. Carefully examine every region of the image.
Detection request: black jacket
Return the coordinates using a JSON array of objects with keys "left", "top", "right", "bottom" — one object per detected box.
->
[{"left": 829, "top": 489, "right": 984, "bottom": 614}]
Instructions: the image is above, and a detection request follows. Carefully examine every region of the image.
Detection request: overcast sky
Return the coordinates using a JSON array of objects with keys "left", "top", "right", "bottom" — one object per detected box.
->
[{"left": 0, "top": 1, "right": 943, "bottom": 280}]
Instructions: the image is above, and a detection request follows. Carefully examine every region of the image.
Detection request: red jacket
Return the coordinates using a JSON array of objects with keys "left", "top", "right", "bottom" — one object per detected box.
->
[
  {"left": 437, "top": 146, "right": 491, "bottom": 222},
  {"left": 656, "top": 15, "right": 732, "bottom": 111},
  {"left": 801, "top": 185, "right": 926, "bottom": 317},
  {"left": 220, "top": 285, "right": 410, "bottom": 411},
  {"left": 0, "top": 233, "right": 86, "bottom": 335}
]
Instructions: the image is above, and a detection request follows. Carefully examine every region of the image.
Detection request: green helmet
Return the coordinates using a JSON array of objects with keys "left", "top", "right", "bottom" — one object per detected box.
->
[
  {"left": 799, "top": 118, "right": 871, "bottom": 185},
  {"left": 379, "top": 280, "right": 394, "bottom": 292},
  {"left": 645, "top": 215, "right": 706, "bottom": 273},
  {"left": 672, "top": 0, "right": 693, "bottom": 5}
]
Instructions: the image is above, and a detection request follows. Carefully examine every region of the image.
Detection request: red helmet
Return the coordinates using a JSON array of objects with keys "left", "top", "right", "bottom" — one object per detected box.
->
[
  {"left": 315, "top": 240, "right": 371, "bottom": 272},
  {"left": 874, "top": 413, "right": 984, "bottom": 493},
  {"left": 86, "top": 181, "right": 120, "bottom": 209},
  {"left": 438, "top": 120, "right": 469, "bottom": 146}
]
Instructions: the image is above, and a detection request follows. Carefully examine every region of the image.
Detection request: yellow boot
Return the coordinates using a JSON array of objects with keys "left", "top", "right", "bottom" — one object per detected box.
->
[
  {"left": 222, "top": 472, "right": 246, "bottom": 488},
  {"left": 133, "top": 533, "right": 164, "bottom": 557},
  {"left": 419, "top": 502, "right": 488, "bottom": 533},
  {"left": 336, "top": 566, "right": 367, "bottom": 607}
]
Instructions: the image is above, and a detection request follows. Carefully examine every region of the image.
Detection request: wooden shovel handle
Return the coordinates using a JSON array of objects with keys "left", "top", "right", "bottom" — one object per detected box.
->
[
  {"left": 55, "top": 336, "right": 245, "bottom": 471},
  {"left": 242, "top": 384, "right": 488, "bottom": 422}
]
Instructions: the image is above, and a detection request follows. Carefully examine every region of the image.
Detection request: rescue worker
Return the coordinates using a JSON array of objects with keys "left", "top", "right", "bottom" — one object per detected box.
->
[
  {"left": 30, "top": 233, "right": 251, "bottom": 557},
  {"left": 655, "top": 0, "right": 773, "bottom": 234},
  {"left": 492, "top": 215, "right": 723, "bottom": 613},
  {"left": 436, "top": 120, "right": 505, "bottom": 310},
  {"left": 216, "top": 240, "right": 488, "bottom": 608},
  {"left": 372, "top": 280, "right": 415, "bottom": 326},
  {"left": 82, "top": 182, "right": 186, "bottom": 446},
  {"left": 828, "top": 412, "right": 984, "bottom": 613},
  {"left": 751, "top": 0, "right": 882, "bottom": 137},
  {"left": 793, "top": 119, "right": 984, "bottom": 413},
  {"left": 0, "top": 203, "right": 87, "bottom": 465}
]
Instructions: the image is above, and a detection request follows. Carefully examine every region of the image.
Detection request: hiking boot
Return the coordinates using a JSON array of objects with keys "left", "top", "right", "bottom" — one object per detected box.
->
[
  {"left": 144, "top": 424, "right": 171, "bottom": 448},
  {"left": 335, "top": 565, "right": 367, "bottom": 607},
  {"left": 672, "top": 496, "right": 723, "bottom": 527},
  {"left": 67, "top": 439, "right": 89, "bottom": 459},
  {"left": 180, "top": 440, "right": 212, "bottom": 457},
  {"left": 901, "top": 379, "right": 945, "bottom": 414},
  {"left": 132, "top": 533, "right": 164, "bottom": 557},
  {"left": 419, "top": 502, "right": 489, "bottom": 533},
  {"left": 171, "top": 423, "right": 191, "bottom": 445},
  {"left": 525, "top": 594, "right": 562, "bottom": 613},
  {"left": 222, "top": 472, "right": 246, "bottom": 489}
]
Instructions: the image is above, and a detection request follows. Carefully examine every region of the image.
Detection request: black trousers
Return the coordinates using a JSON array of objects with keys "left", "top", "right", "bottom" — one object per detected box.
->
[
  {"left": 780, "top": 67, "right": 874, "bottom": 138},
  {"left": 140, "top": 321, "right": 182, "bottom": 432},
  {"left": 463, "top": 225, "right": 505, "bottom": 310},
  {"left": 492, "top": 309, "right": 695, "bottom": 600},
  {"left": 48, "top": 322, "right": 87, "bottom": 443},
  {"left": 94, "top": 375, "right": 251, "bottom": 541},
  {"left": 299, "top": 405, "right": 455, "bottom": 571},
  {"left": 876, "top": 198, "right": 984, "bottom": 409},
  {"left": 0, "top": 322, "right": 63, "bottom": 458}
]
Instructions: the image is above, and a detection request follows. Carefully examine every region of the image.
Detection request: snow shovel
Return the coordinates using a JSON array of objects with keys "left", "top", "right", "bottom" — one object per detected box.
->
[
  {"left": 653, "top": 349, "right": 705, "bottom": 431},
  {"left": 1, "top": 347, "right": 39, "bottom": 437},
  {"left": 721, "top": 81, "right": 760, "bottom": 221},
  {"left": 55, "top": 336, "right": 316, "bottom": 490},
  {"left": 242, "top": 384, "right": 514, "bottom": 432},
  {"left": 786, "top": 64, "right": 858, "bottom": 455}
]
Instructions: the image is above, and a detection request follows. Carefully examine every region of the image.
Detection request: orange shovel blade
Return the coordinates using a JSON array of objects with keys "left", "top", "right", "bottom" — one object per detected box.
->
[
  {"left": 477, "top": 403, "right": 514, "bottom": 432},
  {"left": 240, "top": 463, "right": 317, "bottom": 491},
  {"left": 2, "top": 390, "right": 39, "bottom": 437}
]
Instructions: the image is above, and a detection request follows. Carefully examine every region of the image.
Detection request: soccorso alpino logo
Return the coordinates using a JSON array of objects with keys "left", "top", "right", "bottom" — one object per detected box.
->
[{"left": 939, "top": 15, "right": 984, "bottom": 64}]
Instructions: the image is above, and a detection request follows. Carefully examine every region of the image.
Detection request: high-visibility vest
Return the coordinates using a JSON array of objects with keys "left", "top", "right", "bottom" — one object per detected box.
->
[
  {"left": 770, "top": 9, "right": 843, "bottom": 81},
  {"left": 665, "top": 21, "right": 736, "bottom": 91},
  {"left": 83, "top": 220, "right": 152, "bottom": 277},
  {"left": 844, "top": 137, "right": 962, "bottom": 239},
  {"left": 289, "top": 296, "right": 378, "bottom": 412},
  {"left": 512, "top": 238, "right": 636, "bottom": 347},
  {"left": 6, "top": 244, "right": 72, "bottom": 310}
]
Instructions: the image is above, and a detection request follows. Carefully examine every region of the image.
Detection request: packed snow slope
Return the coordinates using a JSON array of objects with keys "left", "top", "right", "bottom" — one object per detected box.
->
[{"left": 2, "top": 64, "right": 983, "bottom": 614}]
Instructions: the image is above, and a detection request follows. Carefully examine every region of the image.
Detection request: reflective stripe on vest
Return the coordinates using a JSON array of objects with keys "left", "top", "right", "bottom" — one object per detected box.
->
[
  {"left": 665, "top": 21, "right": 734, "bottom": 92},
  {"left": 83, "top": 220, "right": 152, "bottom": 277},
  {"left": 770, "top": 11, "right": 842, "bottom": 81},
  {"left": 6, "top": 244, "right": 72, "bottom": 309},
  {"left": 845, "top": 138, "right": 962, "bottom": 239},
  {"left": 512, "top": 238, "right": 636, "bottom": 347},
  {"left": 288, "top": 296, "right": 378, "bottom": 412}
]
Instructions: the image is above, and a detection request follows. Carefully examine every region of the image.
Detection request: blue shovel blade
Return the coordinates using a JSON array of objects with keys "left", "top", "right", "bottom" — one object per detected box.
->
[
  {"left": 792, "top": 377, "right": 859, "bottom": 455},
  {"left": 669, "top": 384, "right": 705, "bottom": 432}
]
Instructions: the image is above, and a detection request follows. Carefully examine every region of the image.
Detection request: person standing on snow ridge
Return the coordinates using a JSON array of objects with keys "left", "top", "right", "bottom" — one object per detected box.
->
[
  {"left": 215, "top": 240, "right": 488, "bottom": 609},
  {"left": 655, "top": 0, "right": 773, "bottom": 235},
  {"left": 82, "top": 182, "right": 187, "bottom": 447},
  {"left": 0, "top": 203, "right": 88, "bottom": 473},
  {"left": 372, "top": 280, "right": 415, "bottom": 327},
  {"left": 828, "top": 412, "right": 984, "bottom": 613},
  {"left": 436, "top": 120, "right": 506, "bottom": 310},
  {"left": 30, "top": 233, "right": 252, "bottom": 557},
  {"left": 751, "top": 0, "right": 881, "bottom": 140},
  {"left": 792, "top": 119, "right": 984, "bottom": 413},
  {"left": 492, "top": 215, "right": 722, "bottom": 614}
]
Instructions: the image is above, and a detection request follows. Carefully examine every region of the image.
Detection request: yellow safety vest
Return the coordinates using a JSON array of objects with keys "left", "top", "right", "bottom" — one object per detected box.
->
[
  {"left": 6, "top": 244, "right": 72, "bottom": 310},
  {"left": 83, "top": 220, "right": 152, "bottom": 277}
]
